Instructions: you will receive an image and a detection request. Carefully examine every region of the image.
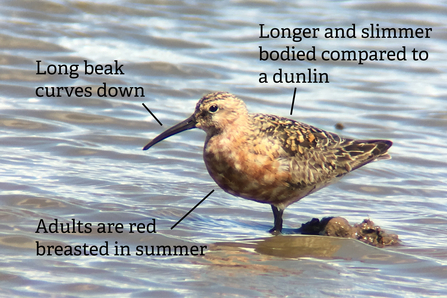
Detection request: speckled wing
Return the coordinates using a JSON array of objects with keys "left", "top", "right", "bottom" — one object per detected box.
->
[{"left": 250, "top": 113, "right": 392, "bottom": 187}]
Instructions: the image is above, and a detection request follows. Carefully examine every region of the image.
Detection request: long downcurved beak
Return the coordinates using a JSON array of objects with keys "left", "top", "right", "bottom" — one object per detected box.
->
[{"left": 143, "top": 114, "right": 197, "bottom": 150}]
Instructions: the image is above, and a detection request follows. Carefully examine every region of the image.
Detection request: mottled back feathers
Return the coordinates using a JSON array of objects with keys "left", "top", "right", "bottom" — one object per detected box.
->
[{"left": 249, "top": 113, "right": 392, "bottom": 187}]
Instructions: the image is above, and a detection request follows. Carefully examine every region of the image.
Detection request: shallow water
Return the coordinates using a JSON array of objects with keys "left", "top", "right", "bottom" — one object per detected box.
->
[{"left": 1, "top": 0, "right": 447, "bottom": 297}]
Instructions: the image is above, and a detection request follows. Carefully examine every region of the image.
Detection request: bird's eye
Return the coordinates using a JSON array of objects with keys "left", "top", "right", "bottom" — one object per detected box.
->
[{"left": 209, "top": 105, "right": 219, "bottom": 113}]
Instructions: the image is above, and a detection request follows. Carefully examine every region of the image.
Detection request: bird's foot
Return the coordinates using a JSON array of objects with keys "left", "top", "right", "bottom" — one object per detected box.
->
[{"left": 269, "top": 227, "right": 282, "bottom": 235}]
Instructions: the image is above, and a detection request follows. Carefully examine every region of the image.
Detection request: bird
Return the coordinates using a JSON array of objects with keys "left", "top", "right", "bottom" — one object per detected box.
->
[{"left": 143, "top": 91, "right": 392, "bottom": 234}]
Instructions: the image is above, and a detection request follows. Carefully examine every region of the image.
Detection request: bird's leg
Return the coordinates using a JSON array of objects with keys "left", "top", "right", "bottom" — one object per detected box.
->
[{"left": 269, "top": 205, "right": 284, "bottom": 235}]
